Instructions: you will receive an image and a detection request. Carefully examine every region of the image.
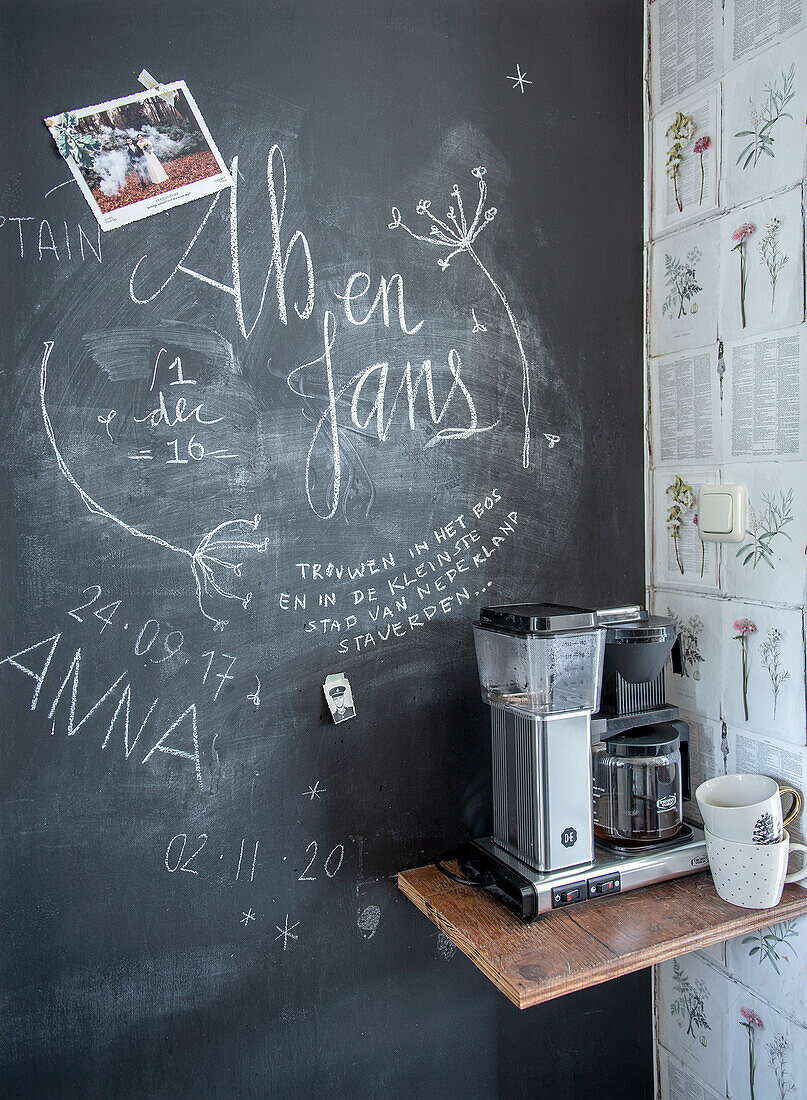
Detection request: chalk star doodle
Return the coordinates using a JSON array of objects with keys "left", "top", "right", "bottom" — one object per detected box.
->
[
  {"left": 241, "top": 908, "right": 256, "bottom": 926},
  {"left": 275, "top": 914, "right": 299, "bottom": 950},
  {"left": 389, "top": 167, "right": 533, "bottom": 468},
  {"left": 98, "top": 409, "right": 117, "bottom": 441},
  {"left": 303, "top": 781, "right": 326, "bottom": 800},
  {"left": 471, "top": 307, "right": 487, "bottom": 333},
  {"left": 247, "top": 675, "right": 261, "bottom": 707},
  {"left": 507, "top": 64, "right": 533, "bottom": 94},
  {"left": 40, "top": 342, "right": 270, "bottom": 631},
  {"left": 543, "top": 433, "right": 560, "bottom": 449}
]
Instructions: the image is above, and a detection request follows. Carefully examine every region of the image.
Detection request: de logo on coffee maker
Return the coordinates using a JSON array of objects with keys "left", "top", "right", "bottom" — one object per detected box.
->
[{"left": 561, "top": 827, "right": 578, "bottom": 848}]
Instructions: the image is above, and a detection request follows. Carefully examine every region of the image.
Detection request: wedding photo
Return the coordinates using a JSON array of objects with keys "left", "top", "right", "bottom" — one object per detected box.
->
[{"left": 45, "top": 81, "right": 231, "bottom": 229}]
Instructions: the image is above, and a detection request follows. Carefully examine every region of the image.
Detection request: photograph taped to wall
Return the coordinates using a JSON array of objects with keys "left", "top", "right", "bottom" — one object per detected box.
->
[
  {"left": 652, "top": 467, "right": 720, "bottom": 590},
  {"left": 652, "top": 90, "right": 719, "bottom": 234},
  {"left": 719, "top": 461, "right": 807, "bottom": 606},
  {"left": 723, "top": 326, "right": 807, "bottom": 462},
  {"left": 45, "top": 81, "right": 232, "bottom": 230},
  {"left": 650, "top": 0, "right": 723, "bottom": 111},
  {"left": 655, "top": 951, "right": 730, "bottom": 1094},
  {"left": 725, "top": 0, "right": 806, "bottom": 68},
  {"left": 653, "top": 590, "right": 723, "bottom": 721},
  {"left": 725, "top": 987, "right": 807, "bottom": 1100},
  {"left": 720, "top": 601, "right": 806, "bottom": 744},
  {"left": 649, "top": 345, "right": 721, "bottom": 467},
  {"left": 650, "top": 222, "right": 719, "bottom": 357},
  {"left": 718, "top": 187, "right": 805, "bottom": 340},
  {"left": 722, "top": 29, "right": 807, "bottom": 206}
]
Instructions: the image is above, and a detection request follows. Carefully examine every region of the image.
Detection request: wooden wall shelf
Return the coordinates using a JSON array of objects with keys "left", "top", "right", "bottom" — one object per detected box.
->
[{"left": 398, "top": 864, "right": 807, "bottom": 1009}]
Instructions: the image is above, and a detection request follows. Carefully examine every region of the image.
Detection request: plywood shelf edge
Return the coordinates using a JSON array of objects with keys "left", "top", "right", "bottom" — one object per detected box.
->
[{"left": 397, "top": 864, "right": 807, "bottom": 1009}]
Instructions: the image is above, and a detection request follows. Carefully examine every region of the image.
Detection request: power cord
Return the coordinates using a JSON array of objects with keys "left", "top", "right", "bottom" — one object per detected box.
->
[{"left": 433, "top": 851, "right": 494, "bottom": 888}]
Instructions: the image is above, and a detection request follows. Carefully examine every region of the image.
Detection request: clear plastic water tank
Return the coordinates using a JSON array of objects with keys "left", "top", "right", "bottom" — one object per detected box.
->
[{"left": 473, "top": 603, "right": 606, "bottom": 718}]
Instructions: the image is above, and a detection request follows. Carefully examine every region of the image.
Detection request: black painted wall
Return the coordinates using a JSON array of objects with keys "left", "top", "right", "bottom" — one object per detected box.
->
[{"left": 0, "top": 1, "right": 648, "bottom": 1096}]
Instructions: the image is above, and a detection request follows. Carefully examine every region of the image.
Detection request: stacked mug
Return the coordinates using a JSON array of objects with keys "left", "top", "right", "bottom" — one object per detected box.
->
[{"left": 695, "top": 774, "right": 807, "bottom": 909}]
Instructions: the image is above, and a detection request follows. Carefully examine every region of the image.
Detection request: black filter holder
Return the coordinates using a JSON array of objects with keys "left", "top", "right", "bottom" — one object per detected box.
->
[{"left": 596, "top": 611, "right": 680, "bottom": 718}]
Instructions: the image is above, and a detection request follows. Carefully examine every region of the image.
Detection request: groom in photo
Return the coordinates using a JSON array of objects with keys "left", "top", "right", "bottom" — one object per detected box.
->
[{"left": 125, "top": 135, "right": 149, "bottom": 188}]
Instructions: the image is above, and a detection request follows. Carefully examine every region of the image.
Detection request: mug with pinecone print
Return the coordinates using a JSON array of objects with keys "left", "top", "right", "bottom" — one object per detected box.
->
[{"left": 696, "top": 773, "right": 802, "bottom": 844}]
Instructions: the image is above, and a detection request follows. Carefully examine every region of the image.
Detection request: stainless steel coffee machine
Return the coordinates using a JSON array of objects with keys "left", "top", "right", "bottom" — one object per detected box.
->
[{"left": 460, "top": 603, "right": 708, "bottom": 919}]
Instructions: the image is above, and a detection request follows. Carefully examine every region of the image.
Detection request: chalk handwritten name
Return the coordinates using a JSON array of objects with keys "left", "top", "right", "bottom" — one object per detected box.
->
[
  {"left": 126, "top": 139, "right": 536, "bottom": 522},
  {"left": 1, "top": 215, "right": 101, "bottom": 262},
  {"left": 0, "top": 631, "right": 205, "bottom": 787}
]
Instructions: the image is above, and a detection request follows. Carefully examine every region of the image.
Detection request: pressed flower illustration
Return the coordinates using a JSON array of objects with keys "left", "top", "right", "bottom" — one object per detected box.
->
[
  {"left": 739, "top": 1006, "right": 764, "bottom": 1100},
  {"left": 666, "top": 111, "right": 694, "bottom": 213},
  {"left": 735, "top": 64, "right": 795, "bottom": 168},
  {"left": 667, "top": 609, "right": 705, "bottom": 678},
  {"left": 389, "top": 166, "right": 533, "bottom": 468},
  {"left": 737, "top": 490, "right": 793, "bottom": 569},
  {"left": 760, "top": 628, "right": 789, "bottom": 720},
  {"left": 733, "top": 618, "right": 757, "bottom": 722},
  {"left": 666, "top": 476, "right": 696, "bottom": 574},
  {"left": 766, "top": 1033, "right": 796, "bottom": 1099},
  {"left": 757, "top": 217, "right": 788, "bottom": 312},
  {"left": 693, "top": 135, "right": 710, "bottom": 205},
  {"left": 731, "top": 222, "right": 756, "bottom": 329},
  {"left": 743, "top": 920, "right": 799, "bottom": 974},
  {"left": 662, "top": 248, "right": 702, "bottom": 319},
  {"left": 670, "top": 960, "right": 711, "bottom": 1038}
]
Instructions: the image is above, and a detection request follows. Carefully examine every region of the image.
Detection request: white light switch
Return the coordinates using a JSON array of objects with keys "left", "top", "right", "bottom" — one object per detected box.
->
[
  {"left": 697, "top": 484, "right": 747, "bottom": 543},
  {"left": 701, "top": 493, "right": 732, "bottom": 533}
]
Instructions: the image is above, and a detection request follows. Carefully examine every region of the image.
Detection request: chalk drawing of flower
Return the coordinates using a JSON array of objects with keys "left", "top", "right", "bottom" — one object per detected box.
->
[
  {"left": 39, "top": 341, "right": 268, "bottom": 631},
  {"left": 389, "top": 166, "right": 533, "bottom": 468}
]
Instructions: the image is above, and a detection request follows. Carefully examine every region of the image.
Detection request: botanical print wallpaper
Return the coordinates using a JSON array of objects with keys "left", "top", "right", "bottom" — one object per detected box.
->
[{"left": 647, "top": 2, "right": 807, "bottom": 1097}]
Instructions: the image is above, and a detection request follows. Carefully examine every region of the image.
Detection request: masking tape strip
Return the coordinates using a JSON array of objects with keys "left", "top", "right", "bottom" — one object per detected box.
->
[{"left": 138, "top": 69, "right": 178, "bottom": 104}]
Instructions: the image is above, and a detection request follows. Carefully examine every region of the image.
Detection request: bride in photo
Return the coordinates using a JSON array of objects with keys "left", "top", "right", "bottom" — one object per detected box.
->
[{"left": 136, "top": 133, "right": 169, "bottom": 185}]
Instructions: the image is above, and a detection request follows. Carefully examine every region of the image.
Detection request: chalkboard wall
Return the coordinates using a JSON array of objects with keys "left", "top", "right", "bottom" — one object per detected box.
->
[{"left": 0, "top": 1, "right": 648, "bottom": 1096}]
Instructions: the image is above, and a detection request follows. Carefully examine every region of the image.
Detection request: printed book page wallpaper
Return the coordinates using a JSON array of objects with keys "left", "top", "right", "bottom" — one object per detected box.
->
[
  {"left": 648, "top": 3, "right": 807, "bottom": 1097},
  {"left": 656, "top": 941, "right": 807, "bottom": 1100}
]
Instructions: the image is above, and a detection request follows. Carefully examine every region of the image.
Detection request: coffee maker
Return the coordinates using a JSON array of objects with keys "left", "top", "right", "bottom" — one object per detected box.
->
[{"left": 460, "top": 603, "right": 708, "bottom": 920}]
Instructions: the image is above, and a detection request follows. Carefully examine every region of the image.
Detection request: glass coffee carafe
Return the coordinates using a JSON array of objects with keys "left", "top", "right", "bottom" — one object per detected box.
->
[{"left": 592, "top": 725, "right": 683, "bottom": 844}]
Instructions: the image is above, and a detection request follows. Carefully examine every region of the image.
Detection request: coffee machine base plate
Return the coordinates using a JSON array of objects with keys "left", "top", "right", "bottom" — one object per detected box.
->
[{"left": 462, "top": 827, "right": 708, "bottom": 921}]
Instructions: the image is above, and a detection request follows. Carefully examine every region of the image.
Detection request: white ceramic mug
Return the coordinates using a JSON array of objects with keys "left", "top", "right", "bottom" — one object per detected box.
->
[
  {"left": 695, "top": 773, "right": 802, "bottom": 844},
  {"left": 704, "top": 828, "right": 807, "bottom": 909}
]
